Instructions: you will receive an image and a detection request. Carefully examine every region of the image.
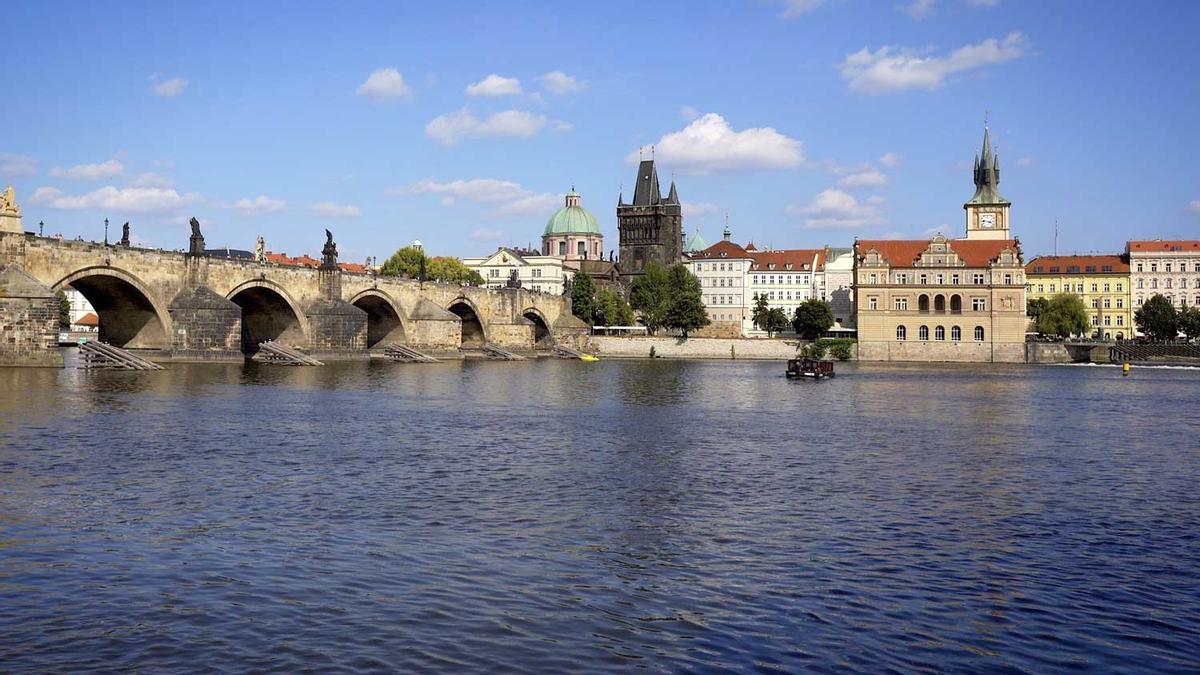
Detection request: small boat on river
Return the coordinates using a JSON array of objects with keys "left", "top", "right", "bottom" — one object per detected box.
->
[{"left": 786, "top": 358, "right": 834, "bottom": 379}]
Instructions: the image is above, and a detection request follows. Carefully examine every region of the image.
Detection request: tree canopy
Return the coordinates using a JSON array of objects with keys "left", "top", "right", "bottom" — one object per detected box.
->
[
  {"left": 629, "top": 263, "right": 672, "bottom": 334},
  {"left": 1036, "top": 293, "right": 1090, "bottom": 337},
  {"left": 1177, "top": 305, "right": 1200, "bottom": 340},
  {"left": 792, "top": 299, "right": 834, "bottom": 339},
  {"left": 570, "top": 272, "right": 598, "bottom": 324},
  {"left": 1135, "top": 294, "right": 1179, "bottom": 341},
  {"left": 379, "top": 246, "right": 482, "bottom": 285},
  {"left": 751, "top": 294, "right": 770, "bottom": 332},
  {"left": 1027, "top": 296, "right": 1049, "bottom": 318},
  {"left": 595, "top": 288, "right": 634, "bottom": 327}
]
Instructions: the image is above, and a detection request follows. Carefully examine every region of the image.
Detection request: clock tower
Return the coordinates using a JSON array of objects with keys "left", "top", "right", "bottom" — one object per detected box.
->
[{"left": 963, "top": 125, "right": 1011, "bottom": 240}]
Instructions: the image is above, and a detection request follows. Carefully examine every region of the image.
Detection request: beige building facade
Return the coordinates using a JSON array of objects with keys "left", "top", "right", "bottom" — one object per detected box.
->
[
  {"left": 854, "top": 127, "right": 1026, "bottom": 362},
  {"left": 1126, "top": 240, "right": 1200, "bottom": 312}
]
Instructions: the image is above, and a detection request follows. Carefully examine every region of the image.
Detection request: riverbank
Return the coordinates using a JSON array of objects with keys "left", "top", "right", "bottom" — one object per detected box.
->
[{"left": 588, "top": 335, "right": 821, "bottom": 360}]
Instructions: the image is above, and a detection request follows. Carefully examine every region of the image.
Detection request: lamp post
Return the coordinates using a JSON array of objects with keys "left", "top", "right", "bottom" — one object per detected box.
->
[{"left": 104, "top": 218, "right": 109, "bottom": 246}]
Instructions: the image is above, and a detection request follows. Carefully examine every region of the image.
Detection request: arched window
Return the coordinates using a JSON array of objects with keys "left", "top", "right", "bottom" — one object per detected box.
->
[
  {"left": 935, "top": 325, "right": 945, "bottom": 341},
  {"left": 919, "top": 325, "right": 929, "bottom": 341},
  {"left": 896, "top": 325, "right": 907, "bottom": 341},
  {"left": 934, "top": 294, "right": 946, "bottom": 312},
  {"left": 950, "top": 295, "right": 962, "bottom": 313},
  {"left": 974, "top": 326, "right": 984, "bottom": 341},
  {"left": 918, "top": 294, "right": 929, "bottom": 312},
  {"left": 951, "top": 325, "right": 961, "bottom": 341}
]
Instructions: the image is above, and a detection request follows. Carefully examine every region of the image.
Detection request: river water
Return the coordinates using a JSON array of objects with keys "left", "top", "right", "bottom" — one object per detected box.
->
[{"left": 1, "top": 357, "right": 1197, "bottom": 672}]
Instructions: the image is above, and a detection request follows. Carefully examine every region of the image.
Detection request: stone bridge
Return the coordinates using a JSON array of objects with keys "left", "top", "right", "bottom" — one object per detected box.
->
[{"left": 0, "top": 218, "right": 586, "bottom": 367}]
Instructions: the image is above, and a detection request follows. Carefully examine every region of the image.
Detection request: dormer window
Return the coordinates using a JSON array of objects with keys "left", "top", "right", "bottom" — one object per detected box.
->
[
  {"left": 720, "top": 252, "right": 727, "bottom": 258},
  {"left": 769, "top": 263, "right": 776, "bottom": 270},
  {"left": 785, "top": 264, "right": 793, "bottom": 270}
]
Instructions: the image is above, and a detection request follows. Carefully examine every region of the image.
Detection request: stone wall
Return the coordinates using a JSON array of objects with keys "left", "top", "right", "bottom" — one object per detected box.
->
[
  {"left": 306, "top": 300, "right": 368, "bottom": 352},
  {"left": 0, "top": 295, "right": 63, "bottom": 367},
  {"left": 690, "top": 320, "right": 743, "bottom": 339},
  {"left": 590, "top": 336, "right": 811, "bottom": 360},
  {"left": 858, "top": 340, "right": 1026, "bottom": 363},
  {"left": 167, "top": 285, "right": 242, "bottom": 357}
]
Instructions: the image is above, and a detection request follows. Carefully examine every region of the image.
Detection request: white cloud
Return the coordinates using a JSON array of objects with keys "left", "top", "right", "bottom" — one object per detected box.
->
[
  {"left": 29, "top": 185, "right": 198, "bottom": 212},
  {"left": 466, "top": 74, "right": 522, "bottom": 96},
  {"left": 0, "top": 153, "right": 37, "bottom": 178},
  {"left": 680, "top": 106, "right": 700, "bottom": 121},
  {"left": 879, "top": 152, "right": 902, "bottom": 168},
  {"left": 232, "top": 196, "right": 286, "bottom": 215},
  {"left": 1187, "top": 200, "right": 1200, "bottom": 213},
  {"left": 538, "top": 71, "right": 585, "bottom": 95},
  {"left": 356, "top": 68, "right": 411, "bottom": 100},
  {"left": 50, "top": 159, "right": 125, "bottom": 181},
  {"left": 840, "top": 31, "right": 1029, "bottom": 94},
  {"left": 401, "top": 178, "right": 560, "bottom": 218},
  {"left": 838, "top": 169, "right": 888, "bottom": 188},
  {"left": 1016, "top": 156, "right": 1034, "bottom": 166},
  {"left": 311, "top": 201, "right": 362, "bottom": 218},
  {"left": 425, "top": 108, "right": 548, "bottom": 146},
  {"left": 469, "top": 228, "right": 505, "bottom": 242},
  {"left": 628, "top": 113, "right": 803, "bottom": 174},
  {"left": 150, "top": 77, "right": 188, "bottom": 97},
  {"left": 682, "top": 202, "right": 721, "bottom": 219},
  {"left": 128, "top": 172, "right": 174, "bottom": 188},
  {"left": 789, "top": 188, "right": 885, "bottom": 229},
  {"left": 778, "top": 0, "right": 826, "bottom": 18},
  {"left": 903, "top": 0, "right": 937, "bottom": 18}
]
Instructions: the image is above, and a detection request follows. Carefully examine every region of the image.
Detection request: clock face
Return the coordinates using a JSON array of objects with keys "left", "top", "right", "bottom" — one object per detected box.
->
[{"left": 980, "top": 213, "right": 995, "bottom": 228}]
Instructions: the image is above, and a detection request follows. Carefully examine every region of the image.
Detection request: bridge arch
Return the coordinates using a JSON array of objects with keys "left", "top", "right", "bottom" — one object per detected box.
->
[
  {"left": 522, "top": 307, "right": 552, "bottom": 347},
  {"left": 447, "top": 297, "right": 487, "bottom": 348},
  {"left": 226, "top": 279, "right": 309, "bottom": 353},
  {"left": 349, "top": 288, "right": 408, "bottom": 348},
  {"left": 53, "top": 266, "right": 171, "bottom": 349}
]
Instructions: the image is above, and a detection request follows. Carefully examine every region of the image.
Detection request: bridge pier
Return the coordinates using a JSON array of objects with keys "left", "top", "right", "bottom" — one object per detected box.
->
[
  {"left": 167, "top": 285, "right": 243, "bottom": 360},
  {"left": 0, "top": 264, "right": 64, "bottom": 367}
]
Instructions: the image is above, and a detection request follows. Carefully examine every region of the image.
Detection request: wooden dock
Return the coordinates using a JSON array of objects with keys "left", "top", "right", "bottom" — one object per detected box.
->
[
  {"left": 79, "top": 340, "right": 164, "bottom": 370},
  {"left": 384, "top": 344, "right": 440, "bottom": 363},
  {"left": 253, "top": 340, "right": 324, "bottom": 366},
  {"left": 480, "top": 343, "right": 527, "bottom": 361}
]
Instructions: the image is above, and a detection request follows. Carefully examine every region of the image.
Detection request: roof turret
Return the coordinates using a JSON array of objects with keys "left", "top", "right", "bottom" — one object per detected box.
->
[{"left": 544, "top": 188, "right": 602, "bottom": 236}]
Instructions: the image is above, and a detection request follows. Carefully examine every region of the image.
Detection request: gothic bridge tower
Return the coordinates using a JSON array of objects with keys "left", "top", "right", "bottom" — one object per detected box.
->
[{"left": 617, "top": 158, "right": 683, "bottom": 286}]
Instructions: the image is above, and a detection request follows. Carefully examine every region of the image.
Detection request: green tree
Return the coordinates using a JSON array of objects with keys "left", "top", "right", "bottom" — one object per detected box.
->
[
  {"left": 1135, "top": 294, "right": 1179, "bottom": 341},
  {"left": 792, "top": 299, "right": 834, "bottom": 339},
  {"left": 379, "top": 245, "right": 427, "bottom": 278},
  {"left": 56, "top": 290, "right": 71, "bottom": 327},
  {"left": 1027, "top": 296, "right": 1049, "bottom": 318},
  {"left": 629, "top": 262, "right": 671, "bottom": 334},
  {"left": 829, "top": 341, "right": 854, "bottom": 361},
  {"left": 1178, "top": 305, "right": 1200, "bottom": 340},
  {"left": 664, "top": 264, "right": 709, "bottom": 337},
  {"left": 1037, "top": 293, "right": 1091, "bottom": 338},
  {"left": 763, "top": 307, "right": 790, "bottom": 336},
  {"left": 428, "top": 256, "right": 484, "bottom": 285},
  {"left": 750, "top": 294, "right": 770, "bottom": 332},
  {"left": 571, "top": 272, "right": 598, "bottom": 324},
  {"left": 595, "top": 288, "right": 634, "bottom": 327}
]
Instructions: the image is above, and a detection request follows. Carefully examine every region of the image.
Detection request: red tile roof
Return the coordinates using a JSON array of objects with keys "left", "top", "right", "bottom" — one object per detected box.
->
[
  {"left": 74, "top": 312, "right": 99, "bottom": 326},
  {"left": 749, "top": 248, "right": 825, "bottom": 273},
  {"left": 338, "top": 262, "right": 368, "bottom": 274},
  {"left": 690, "top": 239, "right": 751, "bottom": 259},
  {"left": 1025, "top": 254, "right": 1129, "bottom": 274},
  {"left": 858, "top": 238, "right": 1019, "bottom": 268},
  {"left": 265, "top": 251, "right": 321, "bottom": 268},
  {"left": 1126, "top": 240, "right": 1200, "bottom": 252}
]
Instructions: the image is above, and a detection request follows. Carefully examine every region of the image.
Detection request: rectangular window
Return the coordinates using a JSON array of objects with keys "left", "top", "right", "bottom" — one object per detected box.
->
[
  {"left": 1116, "top": 298, "right": 1124, "bottom": 308},
  {"left": 1049, "top": 284, "right": 1056, "bottom": 292},
  {"left": 1004, "top": 273, "right": 1013, "bottom": 285},
  {"left": 868, "top": 297, "right": 878, "bottom": 310},
  {"left": 920, "top": 273, "right": 928, "bottom": 285},
  {"left": 972, "top": 298, "right": 986, "bottom": 311},
  {"left": 895, "top": 297, "right": 908, "bottom": 310},
  {"left": 1166, "top": 263, "right": 1173, "bottom": 272},
  {"left": 952, "top": 274, "right": 960, "bottom": 285},
  {"left": 1136, "top": 263, "right": 1143, "bottom": 272},
  {"left": 1103, "top": 283, "right": 1110, "bottom": 292},
  {"left": 1104, "top": 315, "right": 1112, "bottom": 326},
  {"left": 1092, "top": 298, "right": 1099, "bottom": 308},
  {"left": 1091, "top": 283, "right": 1098, "bottom": 293},
  {"left": 1037, "top": 284, "right": 1044, "bottom": 293},
  {"left": 1117, "top": 283, "right": 1123, "bottom": 292},
  {"left": 869, "top": 273, "right": 877, "bottom": 284},
  {"left": 973, "top": 273, "right": 985, "bottom": 285}
]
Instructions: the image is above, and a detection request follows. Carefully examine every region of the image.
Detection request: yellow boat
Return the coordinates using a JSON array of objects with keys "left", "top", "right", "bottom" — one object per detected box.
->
[{"left": 579, "top": 354, "right": 600, "bottom": 362}]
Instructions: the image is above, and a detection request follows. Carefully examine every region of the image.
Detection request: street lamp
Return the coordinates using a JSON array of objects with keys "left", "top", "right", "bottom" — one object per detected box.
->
[{"left": 104, "top": 218, "right": 109, "bottom": 246}]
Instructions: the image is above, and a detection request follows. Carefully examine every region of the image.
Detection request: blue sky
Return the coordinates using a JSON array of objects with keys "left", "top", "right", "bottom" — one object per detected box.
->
[{"left": 3, "top": 0, "right": 1198, "bottom": 264}]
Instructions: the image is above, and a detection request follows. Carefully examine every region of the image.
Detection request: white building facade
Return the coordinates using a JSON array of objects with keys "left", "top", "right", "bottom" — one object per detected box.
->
[
  {"left": 684, "top": 236, "right": 753, "bottom": 332},
  {"left": 1126, "top": 240, "right": 1200, "bottom": 310},
  {"left": 462, "top": 247, "right": 574, "bottom": 296}
]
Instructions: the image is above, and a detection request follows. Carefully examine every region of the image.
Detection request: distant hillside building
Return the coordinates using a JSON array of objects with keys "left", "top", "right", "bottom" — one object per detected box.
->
[
  {"left": 618, "top": 159, "right": 683, "bottom": 285},
  {"left": 854, "top": 125, "right": 1027, "bottom": 362}
]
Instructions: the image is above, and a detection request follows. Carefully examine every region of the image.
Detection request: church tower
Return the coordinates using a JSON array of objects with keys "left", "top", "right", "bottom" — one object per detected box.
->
[
  {"left": 963, "top": 124, "right": 1011, "bottom": 240},
  {"left": 617, "top": 159, "right": 683, "bottom": 285}
]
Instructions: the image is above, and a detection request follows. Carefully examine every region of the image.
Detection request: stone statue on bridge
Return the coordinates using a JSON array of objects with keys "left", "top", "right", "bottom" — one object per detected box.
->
[
  {"left": 1, "top": 185, "right": 19, "bottom": 216},
  {"left": 320, "top": 229, "right": 338, "bottom": 270},
  {"left": 254, "top": 236, "right": 266, "bottom": 264},
  {"left": 188, "top": 217, "right": 205, "bottom": 256},
  {"left": 119, "top": 222, "right": 130, "bottom": 248},
  {"left": 506, "top": 268, "right": 522, "bottom": 289}
]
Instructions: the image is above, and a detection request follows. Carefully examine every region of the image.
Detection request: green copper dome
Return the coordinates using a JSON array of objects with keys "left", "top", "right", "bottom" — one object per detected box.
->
[
  {"left": 685, "top": 231, "right": 709, "bottom": 252},
  {"left": 544, "top": 189, "right": 601, "bottom": 236}
]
